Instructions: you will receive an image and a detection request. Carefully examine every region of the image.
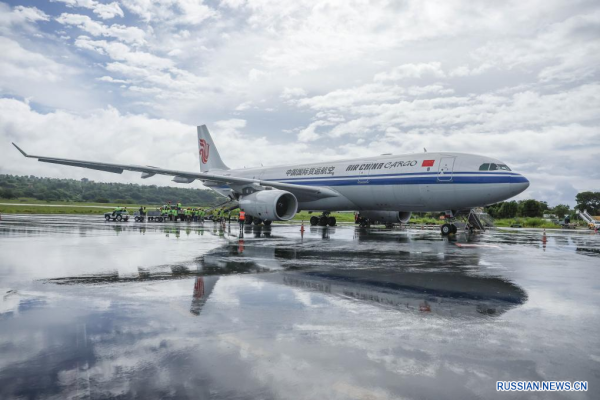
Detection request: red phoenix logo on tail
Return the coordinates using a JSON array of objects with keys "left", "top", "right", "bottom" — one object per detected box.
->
[{"left": 199, "top": 139, "right": 209, "bottom": 164}]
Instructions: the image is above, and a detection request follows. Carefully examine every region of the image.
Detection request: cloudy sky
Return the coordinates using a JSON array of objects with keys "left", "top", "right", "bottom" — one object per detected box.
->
[{"left": 0, "top": 0, "right": 598, "bottom": 206}]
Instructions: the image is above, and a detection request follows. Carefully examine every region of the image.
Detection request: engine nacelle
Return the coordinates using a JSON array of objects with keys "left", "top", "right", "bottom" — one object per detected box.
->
[
  {"left": 360, "top": 211, "right": 412, "bottom": 224},
  {"left": 239, "top": 190, "right": 298, "bottom": 221}
]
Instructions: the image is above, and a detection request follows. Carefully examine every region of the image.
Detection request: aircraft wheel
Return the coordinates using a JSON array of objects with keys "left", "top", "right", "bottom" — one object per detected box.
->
[
  {"left": 264, "top": 220, "right": 272, "bottom": 226},
  {"left": 310, "top": 216, "right": 319, "bottom": 226},
  {"left": 441, "top": 223, "right": 451, "bottom": 235},
  {"left": 246, "top": 215, "right": 254, "bottom": 224},
  {"left": 116, "top": 215, "right": 123, "bottom": 222},
  {"left": 105, "top": 215, "right": 111, "bottom": 221},
  {"left": 327, "top": 217, "right": 336, "bottom": 226},
  {"left": 253, "top": 218, "right": 262, "bottom": 225},
  {"left": 318, "top": 216, "right": 328, "bottom": 226},
  {"left": 450, "top": 224, "right": 458, "bottom": 234}
]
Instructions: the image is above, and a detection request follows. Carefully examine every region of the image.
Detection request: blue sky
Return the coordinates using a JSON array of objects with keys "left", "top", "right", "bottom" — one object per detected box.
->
[{"left": 0, "top": 0, "right": 599, "bottom": 206}]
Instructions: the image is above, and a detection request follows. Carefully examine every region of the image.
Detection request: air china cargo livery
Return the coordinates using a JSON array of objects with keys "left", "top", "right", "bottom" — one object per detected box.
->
[{"left": 13, "top": 125, "right": 529, "bottom": 234}]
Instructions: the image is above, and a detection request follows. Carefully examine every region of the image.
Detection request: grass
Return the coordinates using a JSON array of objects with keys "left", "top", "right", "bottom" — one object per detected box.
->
[
  {"left": 0, "top": 204, "right": 113, "bottom": 214},
  {"left": 0, "top": 197, "right": 222, "bottom": 215},
  {"left": 0, "top": 198, "right": 167, "bottom": 215}
]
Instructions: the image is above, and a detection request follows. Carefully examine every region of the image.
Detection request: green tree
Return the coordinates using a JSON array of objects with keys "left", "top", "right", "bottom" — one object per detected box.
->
[
  {"left": 0, "top": 188, "right": 16, "bottom": 199},
  {"left": 575, "top": 192, "right": 600, "bottom": 215},
  {"left": 552, "top": 204, "right": 570, "bottom": 219},
  {"left": 519, "top": 199, "right": 543, "bottom": 217},
  {"left": 498, "top": 201, "right": 518, "bottom": 218}
]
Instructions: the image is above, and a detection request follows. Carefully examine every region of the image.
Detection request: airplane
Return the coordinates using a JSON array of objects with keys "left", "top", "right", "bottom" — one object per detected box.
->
[{"left": 12, "top": 125, "right": 529, "bottom": 235}]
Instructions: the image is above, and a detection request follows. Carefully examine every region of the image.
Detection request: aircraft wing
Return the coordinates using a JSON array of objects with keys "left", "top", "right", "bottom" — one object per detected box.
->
[{"left": 12, "top": 143, "right": 340, "bottom": 200}]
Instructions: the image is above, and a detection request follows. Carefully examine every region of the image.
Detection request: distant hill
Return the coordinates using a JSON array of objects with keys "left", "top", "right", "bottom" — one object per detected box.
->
[{"left": 0, "top": 174, "right": 222, "bottom": 206}]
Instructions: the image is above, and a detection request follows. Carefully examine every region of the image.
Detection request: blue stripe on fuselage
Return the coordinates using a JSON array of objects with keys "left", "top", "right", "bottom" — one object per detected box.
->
[
  {"left": 275, "top": 175, "right": 526, "bottom": 187},
  {"left": 269, "top": 170, "right": 519, "bottom": 182},
  {"left": 210, "top": 173, "right": 528, "bottom": 189}
]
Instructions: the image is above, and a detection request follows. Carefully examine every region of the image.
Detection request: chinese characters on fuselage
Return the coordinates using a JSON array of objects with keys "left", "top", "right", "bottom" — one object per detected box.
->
[{"left": 286, "top": 166, "right": 336, "bottom": 176}]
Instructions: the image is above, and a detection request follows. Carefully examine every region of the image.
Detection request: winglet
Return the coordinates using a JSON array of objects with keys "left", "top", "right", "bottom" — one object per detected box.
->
[{"left": 12, "top": 143, "right": 31, "bottom": 157}]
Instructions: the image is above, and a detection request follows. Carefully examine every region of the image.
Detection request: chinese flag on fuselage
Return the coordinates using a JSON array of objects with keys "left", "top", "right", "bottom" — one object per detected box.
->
[{"left": 422, "top": 160, "right": 435, "bottom": 167}]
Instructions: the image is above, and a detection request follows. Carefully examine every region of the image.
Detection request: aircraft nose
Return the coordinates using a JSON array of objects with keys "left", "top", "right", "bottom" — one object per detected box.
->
[{"left": 510, "top": 174, "right": 530, "bottom": 195}]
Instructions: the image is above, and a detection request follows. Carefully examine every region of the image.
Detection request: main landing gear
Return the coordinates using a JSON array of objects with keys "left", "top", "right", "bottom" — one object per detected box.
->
[
  {"left": 440, "top": 210, "right": 458, "bottom": 236},
  {"left": 245, "top": 215, "right": 272, "bottom": 226},
  {"left": 440, "top": 223, "right": 457, "bottom": 235},
  {"left": 309, "top": 212, "right": 336, "bottom": 227}
]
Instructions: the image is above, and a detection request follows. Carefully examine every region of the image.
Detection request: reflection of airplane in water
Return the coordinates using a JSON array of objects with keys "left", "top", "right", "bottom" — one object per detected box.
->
[
  {"left": 46, "top": 228, "right": 281, "bottom": 285},
  {"left": 197, "top": 231, "right": 526, "bottom": 318},
  {"left": 46, "top": 227, "right": 526, "bottom": 318},
  {"left": 268, "top": 269, "right": 525, "bottom": 318},
  {"left": 189, "top": 276, "right": 219, "bottom": 316}
]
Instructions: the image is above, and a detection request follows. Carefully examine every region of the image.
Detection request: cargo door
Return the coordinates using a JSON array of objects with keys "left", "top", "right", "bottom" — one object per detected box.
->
[{"left": 437, "top": 157, "right": 455, "bottom": 182}]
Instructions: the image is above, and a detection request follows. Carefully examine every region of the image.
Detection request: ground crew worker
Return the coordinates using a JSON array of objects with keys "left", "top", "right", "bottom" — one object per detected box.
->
[
  {"left": 177, "top": 201, "right": 182, "bottom": 210},
  {"left": 239, "top": 210, "right": 246, "bottom": 229}
]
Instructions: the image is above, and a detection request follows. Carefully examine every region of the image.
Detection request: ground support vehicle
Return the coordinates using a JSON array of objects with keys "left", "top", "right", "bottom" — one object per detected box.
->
[{"left": 104, "top": 210, "right": 129, "bottom": 222}]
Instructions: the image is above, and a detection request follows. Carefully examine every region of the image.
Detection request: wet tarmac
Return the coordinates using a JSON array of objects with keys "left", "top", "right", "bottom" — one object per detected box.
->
[{"left": 0, "top": 215, "right": 599, "bottom": 399}]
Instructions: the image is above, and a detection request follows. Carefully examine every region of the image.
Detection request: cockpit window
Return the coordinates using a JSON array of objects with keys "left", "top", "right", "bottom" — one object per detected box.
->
[{"left": 480, "top": 162, "right": 511, "bottom": 171}]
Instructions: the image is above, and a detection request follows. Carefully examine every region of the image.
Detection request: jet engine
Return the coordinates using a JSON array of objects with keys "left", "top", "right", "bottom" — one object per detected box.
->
[
  {"left": 359, "top": 211, "right": 412, "bottom": 224},
  {"left": 239, "top": 190, "right": 298, "bottom": 221}
]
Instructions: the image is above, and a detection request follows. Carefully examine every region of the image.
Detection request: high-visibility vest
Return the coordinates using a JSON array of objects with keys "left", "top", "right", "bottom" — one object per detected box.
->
[{"left": 239, "top": 211, "right": 245, "bottom": 221}]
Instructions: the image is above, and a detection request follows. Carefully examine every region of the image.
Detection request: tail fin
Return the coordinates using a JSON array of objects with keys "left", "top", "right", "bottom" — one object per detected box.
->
[{"left": 197, "top": 125, "right": 229, "bottom": 172}]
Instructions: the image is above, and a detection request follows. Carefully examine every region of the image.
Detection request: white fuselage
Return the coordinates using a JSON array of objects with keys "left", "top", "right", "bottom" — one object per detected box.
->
[{"left": 205, "top": 152, "right": 529, "bottom": 212}]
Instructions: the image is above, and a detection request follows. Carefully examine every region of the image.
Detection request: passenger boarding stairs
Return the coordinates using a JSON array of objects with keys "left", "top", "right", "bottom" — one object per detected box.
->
[
  {"left": 455, "top": 208, "right": 494, "bottom": 232},
  {"left": 577, "top": 210, "right": 600, "bottom": 229}
]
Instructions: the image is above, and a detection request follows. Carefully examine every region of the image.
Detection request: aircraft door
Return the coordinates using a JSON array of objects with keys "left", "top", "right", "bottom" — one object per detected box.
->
[{"left": 437, "top": 157, "right": 455, "bottom": 182}]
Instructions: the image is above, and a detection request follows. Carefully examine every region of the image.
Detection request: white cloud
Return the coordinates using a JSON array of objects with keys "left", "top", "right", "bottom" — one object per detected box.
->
[
  {"left": 52, "top": 0, "right": 124, "bottom": 19},
  {"left": 0, "top": 4, "right": 49, "bottom": 33},
  {"left": 280, "top": 87, "right": 307, "bottom": 99},
  {"left": 0, "top": 37, "right": 64, "bottom": 82},
  {"left": 74, "top": 37, "right": 172, "bottom": 69},
  {"left": 471, "top": 10, "right": 600, "bottom": 83},
  {"left": 56, "top": 13, "right": 146, "bottom": 44},
  {"left": 97, "top": 75, "right": 129, "bottom": 84},
  {"left": 1, "top": 0, "right": 599, "bottom": 206},
  {"left": 0, "top": 100, "right": 316, "bottom": 184},
  {"left": 297, "top": 121, "right": 332, "bottom": 142},
  {"left": 374, "top": 62, "right": 446, "bottom": 82},
  {"left": 121, "top": 0, "right": 218, "bottom": 25},
  {"left": 235, "top": 101, "right": 252, "bottom": 111}
]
